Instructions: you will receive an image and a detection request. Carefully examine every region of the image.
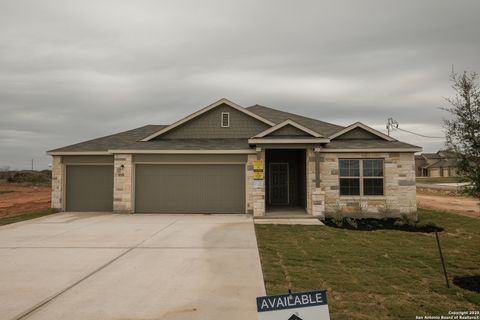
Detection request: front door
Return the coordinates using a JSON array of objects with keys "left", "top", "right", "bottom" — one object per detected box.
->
[{"left": 269, "top": 163, "right": 289, "bottom": 205}]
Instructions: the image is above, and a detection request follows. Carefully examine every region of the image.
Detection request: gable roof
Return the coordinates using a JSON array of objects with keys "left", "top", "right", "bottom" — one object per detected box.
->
[
  {"left": 421, "top": 153, "right": 442, "bottom": 159},
  {"left": 329, "top": 122, "right": 395, "bottom": 141},
  {"left": 141, "top": 98, "right": 275, "bottom": 141},
  {"left": 247, "top": 104, "right": 344, "bottom": 137},
  {"left": 47, "top": 99, "right": 422, "bottom": 154},
  {"left": 253, "top": 119, "right": 324, "bottom": 138},
  {"left": 425, "top": 158, "right": 458, "bottom": 168}
]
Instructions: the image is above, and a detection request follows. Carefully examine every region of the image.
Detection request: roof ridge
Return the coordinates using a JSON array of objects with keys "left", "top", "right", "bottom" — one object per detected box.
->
[{"left": 247, "top": 104, "right": 344, "bottom": 129}]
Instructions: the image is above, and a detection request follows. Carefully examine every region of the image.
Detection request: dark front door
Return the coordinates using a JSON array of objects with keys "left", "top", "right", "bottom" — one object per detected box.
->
[{"left": 269, "top": 163, "right": 289, "bottom": 205}]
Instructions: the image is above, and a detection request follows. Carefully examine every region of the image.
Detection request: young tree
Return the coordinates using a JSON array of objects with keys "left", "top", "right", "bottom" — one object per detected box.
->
[{"left": 443, "top": 71, "right": 480, "bottom": 199}]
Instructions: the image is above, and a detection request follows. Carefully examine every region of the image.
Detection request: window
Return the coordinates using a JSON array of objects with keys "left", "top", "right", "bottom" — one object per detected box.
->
[
  {"left": 339, "top": 159, "right": 384, "bottom": 196},
  {"left": 221, "top": 112, "right": 230, "bottom": 127}
]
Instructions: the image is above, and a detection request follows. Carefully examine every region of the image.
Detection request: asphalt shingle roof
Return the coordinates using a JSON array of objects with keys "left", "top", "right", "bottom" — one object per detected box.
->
[
  {"left": 323, "top": 139, "right": 421, "bottom": 150},
  {"left": 425, "top": 159, "right": 458, "bottom": 168},
  {"left": 49, "top": 104, "right": 420, "bottom": 153},
  {"left": 48, "top": 125, "right": 166, "bottom": 152},
  {"left": 247, "top": 104, "right": 344, "bottom": 137},
  {"left": 114, "top": 138, "right": 250, "bottom": 150}
]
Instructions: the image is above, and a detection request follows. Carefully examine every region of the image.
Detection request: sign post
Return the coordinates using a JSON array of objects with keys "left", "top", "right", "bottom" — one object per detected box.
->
[{"left": 256, "top": 290, "right": 330, "bottom": 320}]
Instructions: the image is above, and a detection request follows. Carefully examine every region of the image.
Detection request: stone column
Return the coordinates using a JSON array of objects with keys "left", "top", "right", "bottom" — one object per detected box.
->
[
  {"left": 113, "top": 154, "right": 133, "bottom": 213},
  {"left": 306, "top": 148, "right": 326, "bottom": 219},
  {"left": 51, "top": 155, "right": 63, "bottom": 212},
  {"left": 246, "top": 149, "right": 265, "bottom": 216}
]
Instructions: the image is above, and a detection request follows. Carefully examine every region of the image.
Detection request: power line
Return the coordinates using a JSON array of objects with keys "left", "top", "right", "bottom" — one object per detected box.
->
[
  {"left": 386, "top": 117, "right": 445, "bottom": 139},
  {"left": 394, "top": 127, "right": 445, "bottom": 139}
]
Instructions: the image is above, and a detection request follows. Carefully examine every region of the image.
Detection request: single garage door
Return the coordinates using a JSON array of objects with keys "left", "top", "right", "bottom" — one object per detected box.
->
[
  {"left": 135, "top": 164, "right": 245, "bottom": 213},
  {"left": 66, "top": 165, "right": 113, "bottom": 212}
]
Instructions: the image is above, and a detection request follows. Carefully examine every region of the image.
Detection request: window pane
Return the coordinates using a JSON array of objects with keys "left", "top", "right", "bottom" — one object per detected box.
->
[
  {"left": 340, "top": 178, "right": 360, "bottom": 195},
  {"left": 363, "top": 178, "right": 384, "bottom": 195},
  {"left": 363, "top": 160, "right": 383, "bottom": 177},
  {"left": 363, "top": 160, "right": 373, "bottom": 176},
  {"left": 350, "top": 160, "right": 360, "bottom": 176},
  {"left": 339, "top": 160, "right": 359, "bottom": 177}
]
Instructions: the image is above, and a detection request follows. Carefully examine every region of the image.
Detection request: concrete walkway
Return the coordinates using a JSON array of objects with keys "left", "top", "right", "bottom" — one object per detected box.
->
[{"left": 0, "top": 213, "right": 265, "bottom": 320}]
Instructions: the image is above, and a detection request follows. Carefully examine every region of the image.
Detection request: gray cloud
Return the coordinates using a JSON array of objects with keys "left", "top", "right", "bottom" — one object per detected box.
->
[{"left": 1, "top": 0, "right": 479, "bottom": 169}]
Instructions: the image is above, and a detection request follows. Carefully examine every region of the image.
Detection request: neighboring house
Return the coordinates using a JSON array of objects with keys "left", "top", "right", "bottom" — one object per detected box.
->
[
  {"left": 415, "top": 151, "right": 459, "bottom": 177},
  {"left": 48, "top": 99, "right": 421, "bottom": 219}
]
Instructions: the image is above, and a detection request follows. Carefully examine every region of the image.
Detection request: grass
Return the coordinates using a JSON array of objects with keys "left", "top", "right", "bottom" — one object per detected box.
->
[
  {"left": 0, "top": 209, "right": 54, "bottom": 226},
  {"left": 255, "top": 209, "right": 480, "bottom": 319},
  {"left": 416, "top": 176, "right": 465, "bottom": 184}
]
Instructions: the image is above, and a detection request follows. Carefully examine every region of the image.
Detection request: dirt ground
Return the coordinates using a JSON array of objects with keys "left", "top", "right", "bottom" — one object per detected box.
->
[
  {"left": 417, "top": 191, "right": 480, "bottom": 218},
  {"left": 0, "top": 184, "right": 51, "bottom": 218},
  {"left": 1, "top": 182, "right": 479, "bottom": 220}
]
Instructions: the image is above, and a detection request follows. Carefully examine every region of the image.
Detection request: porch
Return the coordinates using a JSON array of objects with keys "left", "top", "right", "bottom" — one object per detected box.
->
[{"left": 249, "top": 147, "right": 325, "bottom": 219}]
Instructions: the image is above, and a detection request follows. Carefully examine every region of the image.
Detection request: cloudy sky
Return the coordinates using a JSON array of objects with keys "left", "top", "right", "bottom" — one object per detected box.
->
[{"left": 1, "top": 0, "right": 479, "bottom": 169}]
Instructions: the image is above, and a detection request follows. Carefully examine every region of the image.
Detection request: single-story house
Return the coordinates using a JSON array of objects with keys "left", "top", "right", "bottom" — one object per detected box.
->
[
  {"left": 415, "top": 151, "right": 459, "bottom": 177},
  {"left": 48, "top": 98, "right": 421, "bottom": 219}
]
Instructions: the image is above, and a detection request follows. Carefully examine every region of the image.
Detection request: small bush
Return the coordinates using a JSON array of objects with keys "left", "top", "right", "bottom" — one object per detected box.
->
[
  {"left": 324, "top": 216, "right": 443, "bottom": 233},
  {"left": 6, "top": 170, "right": 51, "bottom": 185},
  {"left": 453, "top": 275, "right": 480, "bottom": 293}
]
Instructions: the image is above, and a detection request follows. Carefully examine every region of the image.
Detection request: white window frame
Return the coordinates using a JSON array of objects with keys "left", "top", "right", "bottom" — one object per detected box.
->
[{"left": 221, "top": 112, "right": 230, "bottom": 128}]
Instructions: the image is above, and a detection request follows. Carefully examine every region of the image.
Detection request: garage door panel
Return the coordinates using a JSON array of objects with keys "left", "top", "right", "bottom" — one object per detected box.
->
[
  {"left": 66, "top": 165, "right": 113, "bottom": 212},
  {"left": 135, "top": 164, "right": 245, "bottom": 214}
]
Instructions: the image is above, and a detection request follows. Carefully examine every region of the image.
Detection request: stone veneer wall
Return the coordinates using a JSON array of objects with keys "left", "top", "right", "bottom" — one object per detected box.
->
[
  {"left": 319, "top": 152, "right": 417, "bottom": 218},
  {"left": 51, "top": 155, "right": 63, "bottom": 211},
  {"left": 246, "top": 151, "right": 266, "bottom": 216},
  {"left": 306, "top": 148, "right": 315, "bottom": 214},
  {"left": 305, "top": 148, "right": 325, "bottom": 218},
  {"left": 113, "top": 154, "right": 133, "bottom": 213}
]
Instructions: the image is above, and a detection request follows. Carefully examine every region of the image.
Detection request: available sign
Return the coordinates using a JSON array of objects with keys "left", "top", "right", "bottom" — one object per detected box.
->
[
  {"left": 257, "top": 290, "right": 330, "bottom": 320},
  {"left": 253, "top": 160, "right": 264, "bottom": 180}
]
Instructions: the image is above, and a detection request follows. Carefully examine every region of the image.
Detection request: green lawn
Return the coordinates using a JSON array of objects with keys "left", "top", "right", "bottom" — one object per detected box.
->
[
  {"left": 416, "top": 176, "right": 465, "bottom": 184},
  {"left": 255, "top": 209, "right": 480, "bottom": 319},
  {"left": 0, "top": 209, "right": 54, "bottom": 226}
]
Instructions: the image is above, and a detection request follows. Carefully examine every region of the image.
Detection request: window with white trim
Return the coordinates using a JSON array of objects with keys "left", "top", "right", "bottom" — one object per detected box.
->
[
  {"left": 339, "top": 159, "right": 384, "bottom": 196},
  {"left": 221, "top": 112, "right": 230, "bottom": 127}
]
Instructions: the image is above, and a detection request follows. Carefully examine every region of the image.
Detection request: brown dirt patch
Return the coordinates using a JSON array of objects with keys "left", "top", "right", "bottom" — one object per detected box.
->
[
  {"left": 417, "top": 192, "right": 480, "bottom": 218},
  {"left": 0, "top": 184, "right": 51, "bottom": 218}
]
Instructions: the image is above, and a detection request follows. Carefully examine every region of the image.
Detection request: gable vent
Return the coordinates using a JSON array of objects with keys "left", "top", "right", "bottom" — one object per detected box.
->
[{"left": 221, "top": 112, "right": 230, "bottom": 127}]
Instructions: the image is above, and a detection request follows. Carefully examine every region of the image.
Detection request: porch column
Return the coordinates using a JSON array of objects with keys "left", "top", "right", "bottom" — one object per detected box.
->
[
  {"left": 51, "top": 155, "right": 64, "bottom": 212},
  {"left": 113, "top": 154, "right": 133, "bottom": 213},
  {"left": 247, "top": 147, "right": 265, "bottom": 216},
  {"left": 311, "top": 148, "right": 325, "bottom": 219},
  {"left": 315, "top": 148, "right": 321, "bottom": 188}
]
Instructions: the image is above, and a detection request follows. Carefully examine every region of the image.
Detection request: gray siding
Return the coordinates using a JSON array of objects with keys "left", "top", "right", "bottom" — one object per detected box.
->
[
  {"left": 66, "top": 165, "right": 113, "bottom": 212},
  {"left": 62, "top": 155, "right": 114, "bottom": 164},
  {"left": 161, "top": 104, "right": 270, "bottom": 139},
  {"left": 135, "top": 164, "right": 245, "bottom": 213},
  {"left": 269, "top": 124, "right": 311, "bottom": 136},
  {"left": 133, "top": 154, "right": 247, "bottom": 163},
  {"left": 334, "top": 127, "right": 383, "bottom": 140}
]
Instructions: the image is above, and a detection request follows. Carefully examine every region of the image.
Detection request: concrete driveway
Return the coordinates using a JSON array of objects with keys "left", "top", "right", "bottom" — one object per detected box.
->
[{"left": 0, "top": 213, "right": 265, "bottom": 320}]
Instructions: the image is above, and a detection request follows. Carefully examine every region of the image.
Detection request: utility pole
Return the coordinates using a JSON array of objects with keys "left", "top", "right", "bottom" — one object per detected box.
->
[
  {"left": 31, "top": 158, "right": 34, "bottom": 171},
  {"left": 386, "top": 118, "right": 399, "bottom": 136}
]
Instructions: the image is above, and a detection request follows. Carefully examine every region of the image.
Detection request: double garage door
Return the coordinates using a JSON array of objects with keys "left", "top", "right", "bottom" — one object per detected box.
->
[
  {"left": 65, "top": 163, "right": 245, "bottom": 214},
  {"left": 135, "top": 164, "right": 245, "bottom": 214}
]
